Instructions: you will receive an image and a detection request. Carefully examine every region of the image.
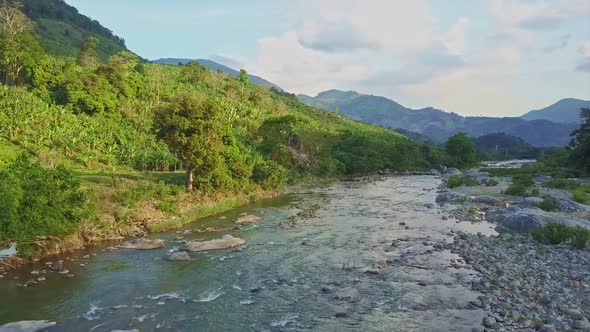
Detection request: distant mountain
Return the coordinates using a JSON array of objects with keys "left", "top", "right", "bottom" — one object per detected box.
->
[
  {"left": 521, "top": 98, "right": 590, "bottom": 124},
  {"left": 473, "top": 133, "right": 540, "bottom": 159},
  {"left": 18, "top": 0, "right": 128, "bottom": 60},
  {"left": 152, "top": 58, "right": 281, "bottom": 90},
  {"left": 298, "top": 90, "right": 579, "bottom": 147}
]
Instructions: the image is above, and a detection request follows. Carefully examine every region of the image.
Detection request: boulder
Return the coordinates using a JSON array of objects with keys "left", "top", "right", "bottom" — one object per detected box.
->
[
  {"left": 0, "top": 320, "right": 56, "bottom": 332},
  {"left": 486, "top": 207, "right": 590, "bottom": 233},
  {"left": 486, "top": 207, "right": 544, "bottom": 233},
  {"left": 166, "top": 251, "right": 191, "bottom": 261},
  {"left": 435, "top": 191, "right": 469, "bottom": 204},
  {"left": 472, "top": 195, "right": 502, "bottom": 205},
  {"left": 464, "top": 170, "right": 490, "bottom": 182},
  {"left": 444, "top": 167, "right": 462, "bottom": 176},
  {"left": 184, "top": 234, "right": 245, "bottom": 252},
  {"left": 235, "top": 214, "right": 263, "bottom": 225},
  {"left": 518, "top": 197, "right": 544, "bottom": 207},
  {"left": 533, "top": 173, "right": 553, "bottom": 183},
  {"left": 430, "top": 169, "right": 441, "bottom": 176},
  {"left": 119, "top": 238, "right": 165, "bottom": 250}
]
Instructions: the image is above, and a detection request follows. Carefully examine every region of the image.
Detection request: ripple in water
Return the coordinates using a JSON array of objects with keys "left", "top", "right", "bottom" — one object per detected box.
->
[
  {"left": 196, "top": 288, "right": 224, "bottom": 302},
  {"left": 82, "top": 304, "right": 103, "bottom": 321}
]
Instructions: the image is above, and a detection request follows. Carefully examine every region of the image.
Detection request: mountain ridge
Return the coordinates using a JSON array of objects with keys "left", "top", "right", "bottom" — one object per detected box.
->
[
  {"left": 521, "top": 98, "right": 590, "bottom": 124},
  {"left": 298, "top": 90, "right": 581, "bottom": 147}
]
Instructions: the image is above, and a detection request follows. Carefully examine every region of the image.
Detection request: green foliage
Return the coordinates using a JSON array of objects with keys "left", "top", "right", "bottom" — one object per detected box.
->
[
  {"left": 252, "top": 158, "right": 288, "bottom": 190},
  {"left": 112, "top": 179, "right": 182, "bottom": 208},
  {"left": 532, "top": 222, "right": 590, "bottom": 249},
  {"left": 445, "top": 133, "right": 478, "bottom": 169},
  {"left": 568, "top": 108, "right": 590, "bottom": 174},
  {"left": 482, "top": 178, "right": 499, "bottom": 186},
  {"left": 543, "top": 179, "right": 590, "bottom": 205},
  {"left": 77, "top": 37, "right": 98, "bottom": 67},
  {"left": 447, "top": 176, "right": 478, "bottom": 188},
  {"left": 505, "top": 174, "right": 534, "bottom": 196},
  {"left": 0, "top": 154, "right": 90, "bottom": 245},
  {"left": 537, "top": 196, "right": 559, "bottom": 212}
]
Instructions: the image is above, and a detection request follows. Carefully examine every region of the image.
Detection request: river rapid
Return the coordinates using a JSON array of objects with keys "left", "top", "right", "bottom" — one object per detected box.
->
[{"left": 0, "top": 175, "right": 497, "bottom": 331}]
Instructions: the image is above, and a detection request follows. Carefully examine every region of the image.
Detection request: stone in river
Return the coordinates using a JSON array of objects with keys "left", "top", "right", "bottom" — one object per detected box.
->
[
  {"left": 166, "top": 251, "right": 191, "bottom": 261},
  {"left": 183, "top": 234, "right": 245, "bottom": 252},
  {"left": 235, "top": 214, "right": 262, "bottom": 225},
  {"left": 119, "top": 238, "right": 165, "bottom": 250},
  {"left": 0, "top": 320, "right": 56, "bottom": 331}
]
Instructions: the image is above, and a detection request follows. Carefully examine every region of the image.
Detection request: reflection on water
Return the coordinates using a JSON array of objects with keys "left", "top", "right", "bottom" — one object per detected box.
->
[{"left": 0, "top": 176, "right": 495, "bottom": 331}]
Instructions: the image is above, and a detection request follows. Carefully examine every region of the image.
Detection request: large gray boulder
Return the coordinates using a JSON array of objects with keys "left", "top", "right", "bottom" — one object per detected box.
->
[
  {"left": 436, "top": 191, "right": 469, "bottom": 204},
  {"left": 430, "top": 169, "right": 441, "bottom": 176},
  {"left": 184, "top": 234, "right": 245, "bottom": 252},
  {"left": 486, "top": 207, "right": 590, "bottom": 233},
  {"left": 0, "top": 321, "right": 56, "bottom": 332},
  {"left": 464, "top": 170, "right": 490, "bottom": 183},
  {"left": 486, "top": 207, "right": 544, "bottom": 233},
  {"left": 472, "top": 195, "right": 502, "bottom": 205},
  {"left": 445, "top": 168, "right": 462, "bottom": 176},
  {"left": 518, "top": 197, "right": 544, "bottom": 207}
]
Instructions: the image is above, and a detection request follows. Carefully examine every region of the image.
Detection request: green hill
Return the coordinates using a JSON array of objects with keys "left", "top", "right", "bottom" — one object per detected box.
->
[
  {"left": 17, "top": 0, "right": 128, "bottom": 60},
  {"left": 0, "top": 2, "right": 441, "bottom": 255}
]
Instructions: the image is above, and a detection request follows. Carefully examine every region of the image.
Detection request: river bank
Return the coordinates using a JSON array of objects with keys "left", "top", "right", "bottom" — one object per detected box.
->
[{"left": 436, "top": 167, "right": 590, "bottom": 331}]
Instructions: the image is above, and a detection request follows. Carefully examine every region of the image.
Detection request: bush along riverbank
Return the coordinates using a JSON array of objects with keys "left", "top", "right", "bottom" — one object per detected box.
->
[{"left": 435, "top": 166, "right": 590, "bottom": 331}]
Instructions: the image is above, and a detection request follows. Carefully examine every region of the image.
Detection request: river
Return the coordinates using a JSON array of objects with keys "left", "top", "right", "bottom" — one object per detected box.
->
[{"left": 0, "top": 175, "right": 497, "bottom": 331}]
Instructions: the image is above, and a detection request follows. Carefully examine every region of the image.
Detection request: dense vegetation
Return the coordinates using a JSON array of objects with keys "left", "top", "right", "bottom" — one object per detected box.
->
[{"left": 0, "top": 3, "right": 439, "bottom": 253}]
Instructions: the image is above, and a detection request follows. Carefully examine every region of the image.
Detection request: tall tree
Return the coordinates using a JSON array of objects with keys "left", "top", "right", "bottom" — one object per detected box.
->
[
  {"left": 445, "top": 132, "right": 477, "bottom": 169},
  {"left": 0, "top": 1, "right": 42, "bottom": 86},
  {"left": 77, "top": 36, "right": 99, "bottom": 67},
  {"left": 568, "top": 108, "right": 590, "bottom": 173},
  {"left": 154, "top": 94, "right": 224, "bottom": 191}
]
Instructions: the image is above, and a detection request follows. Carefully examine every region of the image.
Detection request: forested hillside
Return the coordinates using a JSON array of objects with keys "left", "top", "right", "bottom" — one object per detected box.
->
[
  {"left": 12, "top": 0, "right": 128, "bottom": 60},
  {"left": 0, "top": 2, "right": 440, "bottom": 255}
]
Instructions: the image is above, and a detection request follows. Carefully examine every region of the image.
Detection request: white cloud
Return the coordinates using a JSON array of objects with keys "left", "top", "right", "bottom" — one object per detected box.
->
[{"left": 441, "top": 18, "right": 469, "bottom": 55}]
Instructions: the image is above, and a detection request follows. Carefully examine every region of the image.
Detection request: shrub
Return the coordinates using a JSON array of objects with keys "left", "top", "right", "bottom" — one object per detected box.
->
[
  {"left": 532, "top": 222, "right": 590, "bottom": 249},
  {"left": 252, "top": 158, "right": 288, "bottom": 190},
  {"left": 156, "top": 199, "right": 180, "bottom": 215},
  {"left": 482, "top": 178, "right": 499, "bottom": 186},
  {"left": 447, "top": 176, "right": 478, "bottom": 188},
  {"left": 505, "top": 184, "right": 529, "bottom": 196},
  {"left": 537, "top": 196, "right": 559, "bottom": 212},
  {"left": 0, "top": 154, "right": 90, "bottom": 247}
]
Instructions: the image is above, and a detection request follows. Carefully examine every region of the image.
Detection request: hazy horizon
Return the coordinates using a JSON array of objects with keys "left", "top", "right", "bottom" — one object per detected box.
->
[{"left": 67, "top": 0, "right": 590, "bottom": 117}]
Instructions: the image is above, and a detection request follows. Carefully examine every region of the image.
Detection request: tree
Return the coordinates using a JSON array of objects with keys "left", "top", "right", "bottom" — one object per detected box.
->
[
  {"left": 154, "top": 94, "right": 224, "bottom": 191},
  {"left": 0, "top": 1, "right": 43, "bottom": 85},
  {"left": 0, "top": 1, "right": 33, "bottom": 35},
  {"left": 77, "top": 36, "right": 99, "bottom": 67},
  {"left": 445, "top": 132, "right": 477, "bottom": 169},
  {"left": 568, "top": 108, "right": 590, "bottom": 173},
  {"left": 238, "top": 69, "right": 249, "bottom": 84}
]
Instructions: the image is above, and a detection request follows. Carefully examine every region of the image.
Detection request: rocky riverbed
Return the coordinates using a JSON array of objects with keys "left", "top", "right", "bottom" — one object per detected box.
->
[{"left": 435, "top": 166, "right": 590, "bottom": 331}]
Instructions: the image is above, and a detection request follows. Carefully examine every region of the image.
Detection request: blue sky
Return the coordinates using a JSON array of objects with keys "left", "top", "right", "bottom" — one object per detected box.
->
[{"left": 67, "top": 0, "right": 590, "bottom": 117}]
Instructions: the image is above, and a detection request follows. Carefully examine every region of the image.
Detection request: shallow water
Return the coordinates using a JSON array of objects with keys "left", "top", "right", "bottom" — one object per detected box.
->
[{"left": 0, "top": 176, "right": 496, "bottom": 331}]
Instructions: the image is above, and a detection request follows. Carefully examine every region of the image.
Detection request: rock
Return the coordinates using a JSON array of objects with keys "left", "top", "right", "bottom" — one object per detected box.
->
[
  {"left": 82, "top": 255, "right": 90, "bottom": 259},
  {"left": 486, "top": 207, "right": 543, "bottom": 233},
  {"left": 110, "top": 330, "right": 141, "bottom": 332},
  {"left": 445, "top": 167, "right": 462, "bottom": 176},
  {"left": 119, "top": 238, "right": 165, "bottom": 250},
  {"left": 430, "top": 169, "right": 441, "bottom": 176},
  {"left": 464, "top": 170, "right": 490, "bottom": 182},
  {"left": 166, "top": 251, "right": 191, "bottom": 261},
  {"left": 574, "top": 318, "right": 590, "bottom": 330},
  {"left": 235, "top": 214, "right": 263, "bottom": 225},
  {"left": 398, "top": 222, "right": 406, "bottom": 226},
  {"left": 538, "top": 324, "right": 557, "bottom": 332},
  {"left": 49, "top": 261, "right": 62, "bottom": 271},
  {"left": 472, "top": 195, "right": 502, "bottom": 205},
  {"left": 533, "top": 174, "right": 553, "bottom": 183},
  {"left": 36, "top": 277, "right": 46, "bottom": 282},
  {"left": 483, "top": 316, "right": 496, "bottom": 328},
  {"left": 334, "top": 312, "right": 349, "bottom": 318},
  {"left": 0, "top": 320, "right": 56, "bottom": 332},
  {"left": 519, "top": 197, "right": 544, "bottom": 207},
  {"left": 424, "top": 203, "right": 435, "bottom": 209},
  {"left": 436, "top": 191, "right": 469, "bottom": 204},
  {"left": 58, "top": 269, "right": 69, "bottom": 274},
  {"left": 184, "top": 234, "right": 245, "bottom": 252}
]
